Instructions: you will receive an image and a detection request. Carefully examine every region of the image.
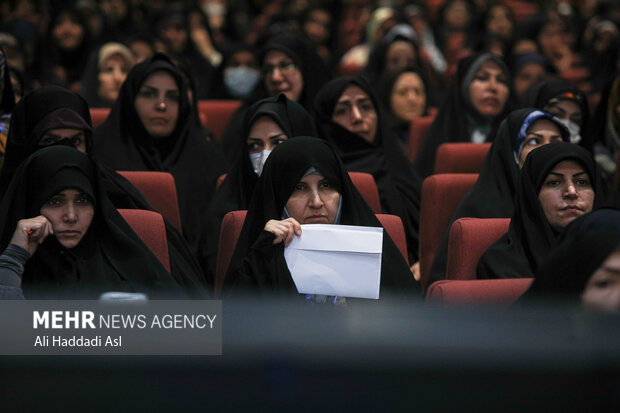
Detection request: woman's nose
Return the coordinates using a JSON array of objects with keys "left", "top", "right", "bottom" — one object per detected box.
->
[
  {"left": 63, "top": 204, "right": 77, "bottom": 222},
  {"left": 351, "top": 105, "right": 363, "bottom": 122},
  {"left": 309, "top": 191, "right": 324, "bottom": 208}
]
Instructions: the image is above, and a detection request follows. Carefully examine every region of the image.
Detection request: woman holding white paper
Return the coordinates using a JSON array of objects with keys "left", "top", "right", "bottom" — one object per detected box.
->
[{"left": 224, "top": 137, "right": 420, "bottom": 299}]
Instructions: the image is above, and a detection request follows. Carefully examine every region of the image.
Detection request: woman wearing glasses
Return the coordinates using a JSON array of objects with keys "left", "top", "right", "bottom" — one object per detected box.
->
[{"left": 220, "top": 32, "right": 332, "bottom": 163}]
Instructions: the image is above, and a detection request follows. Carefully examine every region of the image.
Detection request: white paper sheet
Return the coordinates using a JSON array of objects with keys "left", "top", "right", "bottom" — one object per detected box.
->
[{"left": 284, "top": 224, "right": 383, "bottom": 299}]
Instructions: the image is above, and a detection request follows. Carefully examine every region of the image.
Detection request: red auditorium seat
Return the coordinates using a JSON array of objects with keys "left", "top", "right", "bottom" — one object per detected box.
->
[
  {"left": 408, "top": 115, "right": 435, "bottom": 162},
  {"left": 446, "top": 218, "right": 510, "bottom": 281},
  {"left": 376, "top": 214, "right": 408, "bottom": 265},
  {"left": 214, "top": 211, "right": 410, "bottom": 297},
  {"left": 117, "top": 171, "right": 182, "bottom": 233},
  {"left": 419, "top": 173, "right": 479, "bottom": 291},
  {"left": 118, "top": 209, "right": 170, "bottom": 272},
  {"left": 425, "top": 279, "right": 533, "bottom": 305},
  {"left": 349, "top": 172, "right": 382, "bottom": 214},
  {"left": 215, "top": 210, "right": 247, "bottom": 297},
  {"left": 90, "top": 108, "right": 110, "bottom": 128},
  {"left": 197, "top": 100, "right": 241, "bottom": 143},
  {"left": 434, "top": 142, "right": 491, "bottom": 174}
]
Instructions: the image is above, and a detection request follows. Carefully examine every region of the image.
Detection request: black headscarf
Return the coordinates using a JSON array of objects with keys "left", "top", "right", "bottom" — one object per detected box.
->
[
  {"left": 362, "top": 24, "right": 422, "bottom": 86},
  {"left": 427, "top": 108, "right": 571, "bottom": 285},
  {"left": 1, "top": 85, "right": 93, "bottom": 197},
  {"left": 220, "top": 32, "right": 332, "bottom": 162},
  {"left": 224, "top": 137, "right": 419, "bottom": 297},
  {"left": 413, "top": 52, "right": 511, "bottom": 178},
  {"left": 0, "top": 146, "right": 183, "bottom": 298},
  {"left": 314, "top": 76, "right": 422, "bottom": 262},
  {"left": 522, "top": 78, "right": 589, "bottom": 146},
  {"left": 526, "top": 208, "right": 620, "bottom": 299},
  {"left": 0, "top": 85, "right": 207, "bottom": 294},
  {"left": 477, "top": 142, "right": 605, "bottom": 279},
  {"left": 205, "top": 94, "right": 316, "bottom": 285},
  {"left": 92, "top": 53, "right": 229, "bottom": 275}
]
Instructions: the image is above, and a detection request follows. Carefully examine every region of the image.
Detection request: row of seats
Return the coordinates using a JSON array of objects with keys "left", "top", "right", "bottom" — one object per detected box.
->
[{"left": 122, "top": 203, "right": 531, "bottom": 304}]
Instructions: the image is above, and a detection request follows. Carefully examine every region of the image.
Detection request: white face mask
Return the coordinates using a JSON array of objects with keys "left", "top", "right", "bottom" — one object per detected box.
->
[
  {"left": 224, "top": 66, "right": 260, "bottom": 98},
  {"left": 556, "top": 118, "right": 582, "bottom": 144},
  {"left": 249, "top": 149, "right": 272, "bottom": 176}
]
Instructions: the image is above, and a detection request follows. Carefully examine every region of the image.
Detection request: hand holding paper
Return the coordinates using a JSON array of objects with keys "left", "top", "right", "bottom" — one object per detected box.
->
[{"left": 284, "top": 224, "right": 383, "bottom": 299}]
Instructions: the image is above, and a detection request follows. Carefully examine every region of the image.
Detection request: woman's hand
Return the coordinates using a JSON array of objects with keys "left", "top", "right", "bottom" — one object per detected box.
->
[
  {"left": 264, "top": 218, "right": 301, "bottom": 247},
  {"left": 10, "top": 216, "right": 54, "bottom": 257},
  {"left": 410, "top": 261, "right": 421, "bottom": 282}
]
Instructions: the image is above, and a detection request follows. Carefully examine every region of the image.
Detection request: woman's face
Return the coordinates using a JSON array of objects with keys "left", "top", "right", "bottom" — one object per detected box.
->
[
  {"left": 582, "top": 250, "right": 620, "bottom": 312},
  {"left": 545, "top": 99, "right": 583, "bottom": 127},
  {"left": 332, "top": 84, "right": 378, "bottom": 143},
  {"left": 98, "top": 54, "right": 131, "bottom": 105},
  {"left": 40, "top": 188, "right": 94, "bottom": 249},
  {"left": 385, "top": 41, "right": 417, "bottom": 73},
  {"left": 487, "top": 5, "right": 513, "bottom": 39},
  {"left": 263, "top": 50, "right": 303, "bottom": 102},
  {"left": 513, "top": 62, "right": 546, "bottom": 101},
  {"left": 518, "top": 119, "right": 564, "bottom": 168},
  {"left": 38, "top": 128, "right": 87, "bottom": 153},
  {"left": 134, "top": 70, "right": 180, "bottom": 138},
  {"left": 247, "top": 116, "right": 287, "bottom": 154},
  {"left": 444, "top": 0, "right": 471, "bottom": 29},
  {"left": 285, "top": 174, "right": 341, "bottom": 224},
  {"left": 468, "top": 60, "right": 510, "bottom": 118},
  {"left": 391, "top": 72, "right": 427, "bottom": 121},
  {"left": 538, "top": 160, "right": 594, "bottom": 232},
  {"left": 53, "top": 12, "right": 85, "bottom": 51}
]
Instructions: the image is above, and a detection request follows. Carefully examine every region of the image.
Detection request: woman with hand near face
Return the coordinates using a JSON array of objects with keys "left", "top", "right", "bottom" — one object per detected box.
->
[
  {"left": 477, "top": 142, "right": 607, "bottom": 279},
  {"left": 92, "top": 53, "right": 229, "bottom": 277},
  {"left": 0, "top": 146, "right": 183, "bottom": 299},
  {"left": 414, "top": 52, "right": 511, "bottom": 178},
  {"left": 224, "top": 137, "right": 419, "bottom": 299}
]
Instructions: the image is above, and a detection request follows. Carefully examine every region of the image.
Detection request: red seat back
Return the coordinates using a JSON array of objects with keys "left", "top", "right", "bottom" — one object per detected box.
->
[
  {"left": 446, "top": 218, "right": 510, "bottom": 280},
  {"left": 118, "top": 209, "right": 170, "bottom": 272},
  {"left": 215, "top": 210, "right": 247, "bottom": 297},
  {"left": 419, "top": 173, "right": 479, "bottom": 290},
  {"left": 376, "top": 214, "right": 408, "bottom": 265},
  {"left": 117, "top": 171, "right": 182, "bottom": 233},
  {"left": 425, "top": 279, "right": 533, "bottom": 305},
  {"left": 197, "top": 100, "right": 241, "bottom": 144},
  {"left": 434, "top": 142, "right": 491, "bottom": 174},
  {"left": 408, "top": 115, "right": 435, "bottom": 162},
  {"left": 348, "top": 172, "right": 382, "bottom": 214},
  {"left": 90, "top": 108, "right": 110, "bottom": 129}
]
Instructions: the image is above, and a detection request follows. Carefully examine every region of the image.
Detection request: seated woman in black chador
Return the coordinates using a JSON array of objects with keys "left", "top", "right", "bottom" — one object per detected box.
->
[
  {"left": 92, "top": 53, "right": 229, "bottom": 276},
  {"left": 0, "top": 146, "right": 183, "bottom": 299},
  {"left": 477, "top": 142, "right": 608, "bottom": 279},
  {"left": 314, "top": 76, "right": 422, "bottom": 273},
  {"left": 0, "top": 85, "right": 207, "bottom": 294},
  {"left": 224, "top": 137, "right": 420, "bottom": 301},
  {"left": 205, "top": 94, "right": 316, "bottom": 286},
  {"left": 524, "top": 208, "right": 620, "bottom": 312},
  {"left": 428, "top": 108, "right": 571, "bottom": 286}
]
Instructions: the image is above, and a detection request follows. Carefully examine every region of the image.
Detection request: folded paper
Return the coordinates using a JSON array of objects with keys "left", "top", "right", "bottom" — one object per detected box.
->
[{"left": 284, "top": 224, "right": 383, "bottom": 299}]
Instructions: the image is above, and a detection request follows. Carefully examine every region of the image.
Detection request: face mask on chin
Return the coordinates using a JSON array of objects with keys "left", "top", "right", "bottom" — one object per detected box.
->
[{"left": 249, "top": 149, "right": 272, "bottom": 176}]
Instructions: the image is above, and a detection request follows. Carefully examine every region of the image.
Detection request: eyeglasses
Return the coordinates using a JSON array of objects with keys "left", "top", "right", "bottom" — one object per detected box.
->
[{"left": 261, "top": 61, "right": 297, "bottom": 77}]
